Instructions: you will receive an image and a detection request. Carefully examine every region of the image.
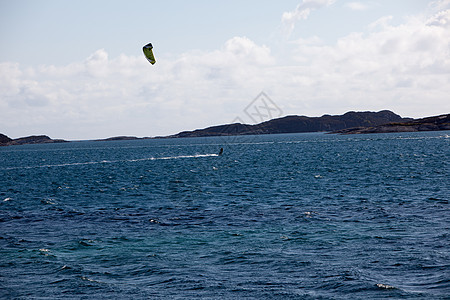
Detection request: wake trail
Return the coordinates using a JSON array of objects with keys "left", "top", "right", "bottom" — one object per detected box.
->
[{"left": 2, "top": 153, "right": 219, "bottom": 170}]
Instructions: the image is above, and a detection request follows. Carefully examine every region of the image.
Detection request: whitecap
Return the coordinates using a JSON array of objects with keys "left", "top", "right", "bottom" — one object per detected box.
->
[
  {"left": 80, "top": 276, "right": 101, "bottom": 283},
  {"left": 376, "top": 283, "right": 396, "bottom": 289},
  {"left": 39, "top": 248, "right": 52, "bottom": 256},
  {"left": 41, "top": 198, "right": 56, "bottom": 205}
]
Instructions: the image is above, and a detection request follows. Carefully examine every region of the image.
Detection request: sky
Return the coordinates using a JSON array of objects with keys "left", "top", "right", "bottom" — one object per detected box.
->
[{"left": 1, "top": 0, "right": 449, "bottom": 140}]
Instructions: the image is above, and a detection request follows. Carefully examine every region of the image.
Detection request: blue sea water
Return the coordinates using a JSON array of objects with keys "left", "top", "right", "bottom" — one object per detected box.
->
[{"left": 1, "top": 132, "right": 449, "bottom": 299}]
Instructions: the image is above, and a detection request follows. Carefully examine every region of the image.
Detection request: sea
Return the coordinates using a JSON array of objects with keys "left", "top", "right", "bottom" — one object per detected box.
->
[{"left": 1, "top": 131, "right": 449, "bottom": 299}]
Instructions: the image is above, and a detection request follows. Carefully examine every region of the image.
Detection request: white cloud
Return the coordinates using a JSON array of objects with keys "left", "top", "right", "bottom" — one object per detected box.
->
[
  {"left": 427, "top": 9, "right": 450, "bottom": 27},
  {"left": 345, "top": 2, "right": 370, "bottom": 11},
  {"left": 429, "top": 0, "right": 450, "bottom": 12},
  {"left": 84, "top": 49, "right": 110, "bottom": 77},
  {"left": 282, "top": 0, "right": 336, "bottom": 38},
  {"left": 368, "top": 16, "right": 394, "bottom": 30},
  {"left": 224, "top": 37, "right": 274, "bottom": 65}
]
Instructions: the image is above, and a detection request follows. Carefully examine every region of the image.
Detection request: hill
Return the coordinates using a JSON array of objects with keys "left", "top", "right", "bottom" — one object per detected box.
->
[
  {"left": 0, "top": 135, "right": 67, "bottom": 146},
  {"left": 168, "top": 110, "right": 412, "bottom": 138},
  {"left": 332, "top": 114, "right": 450, "bottom": 134}
]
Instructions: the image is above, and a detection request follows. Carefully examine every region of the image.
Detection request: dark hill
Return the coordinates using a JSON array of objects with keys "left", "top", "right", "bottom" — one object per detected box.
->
[
  {"left": 169, "top": 110, "right": 411, "bottom": 138},
  {"left": 0, "top": 134, "right": 67, "bottom": 146},
  {"left": 333, "top": 114, "right": 450, "bottom": 134},
  {"left": 0, "top": 133, "right": 12, "bottom": 144}
]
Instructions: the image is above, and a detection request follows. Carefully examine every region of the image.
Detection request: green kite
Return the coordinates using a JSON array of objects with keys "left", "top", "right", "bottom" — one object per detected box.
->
[{"left": 143, "top": 43, "right": 156, "bottom": 65}]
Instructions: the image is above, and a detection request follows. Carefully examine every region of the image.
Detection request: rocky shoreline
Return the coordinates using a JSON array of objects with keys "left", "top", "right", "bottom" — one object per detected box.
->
[
  {"left": 2, "top": 111, "right": 449, "bottom": 146},
  {"left": 332, "top": 114, "right": 450, "bottom": 134}
]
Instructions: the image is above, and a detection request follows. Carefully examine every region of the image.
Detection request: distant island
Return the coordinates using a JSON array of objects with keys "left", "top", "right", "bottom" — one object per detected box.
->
[
  {"left": 166, "top": 110, "right": 414, "bottom": 138},
  {"left": 331, "top": 114, "right": 450, "bottom": 134},
  {"left": 1, "top": 110, "right": 449, "bottom": 146},
  {"left": 165, "top": 110, "right": 450, "bottom": 138},
  {"left": 93, "top": 136, "right": 151, "bottom": 142},
  {"left": 0, "top": 134, "right": 67, "bottom": 147}
]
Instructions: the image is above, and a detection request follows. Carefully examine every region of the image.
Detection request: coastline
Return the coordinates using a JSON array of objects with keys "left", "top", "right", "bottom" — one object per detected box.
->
[{"left": 2, "top": 111, "right": 449, "bottom": 147}]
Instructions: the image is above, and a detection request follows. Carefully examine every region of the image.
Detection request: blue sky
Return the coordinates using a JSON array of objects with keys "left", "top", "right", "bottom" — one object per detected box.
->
[
  {"left": 0, "top": 0, "right": 431, "bottom": 64},
  {"left": 1, "top": 0, "right": 449, "bottom": 139}
]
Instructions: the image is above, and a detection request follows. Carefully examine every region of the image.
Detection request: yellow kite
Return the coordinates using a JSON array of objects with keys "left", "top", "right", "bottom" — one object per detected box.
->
[{"left": 143, "top": 43, "right": 156, "bottom": 65}]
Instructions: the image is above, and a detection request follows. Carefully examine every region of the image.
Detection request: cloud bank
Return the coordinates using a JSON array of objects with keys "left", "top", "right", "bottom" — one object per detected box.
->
[{"left": 1, "top": 5, "right": 450, "bottom": 140}]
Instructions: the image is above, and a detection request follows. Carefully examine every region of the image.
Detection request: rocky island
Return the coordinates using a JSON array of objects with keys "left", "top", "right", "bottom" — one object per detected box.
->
[
  {"left": 332, "top": 114, "right": 450, "bottom": 134},
  {"left": 94, "top": 136, "right": 149, "bottom": 142},
  {"left": 0, "top": 134, "right": 67, "bottom": 146},
  {"left": 166, "top": 110, "right": 413, "bottom": 138}
]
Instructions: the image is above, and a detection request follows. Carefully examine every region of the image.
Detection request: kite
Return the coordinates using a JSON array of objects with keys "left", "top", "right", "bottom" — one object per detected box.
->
[{"left": 143, "top": 43, "right": 156, "bottom": 65}]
